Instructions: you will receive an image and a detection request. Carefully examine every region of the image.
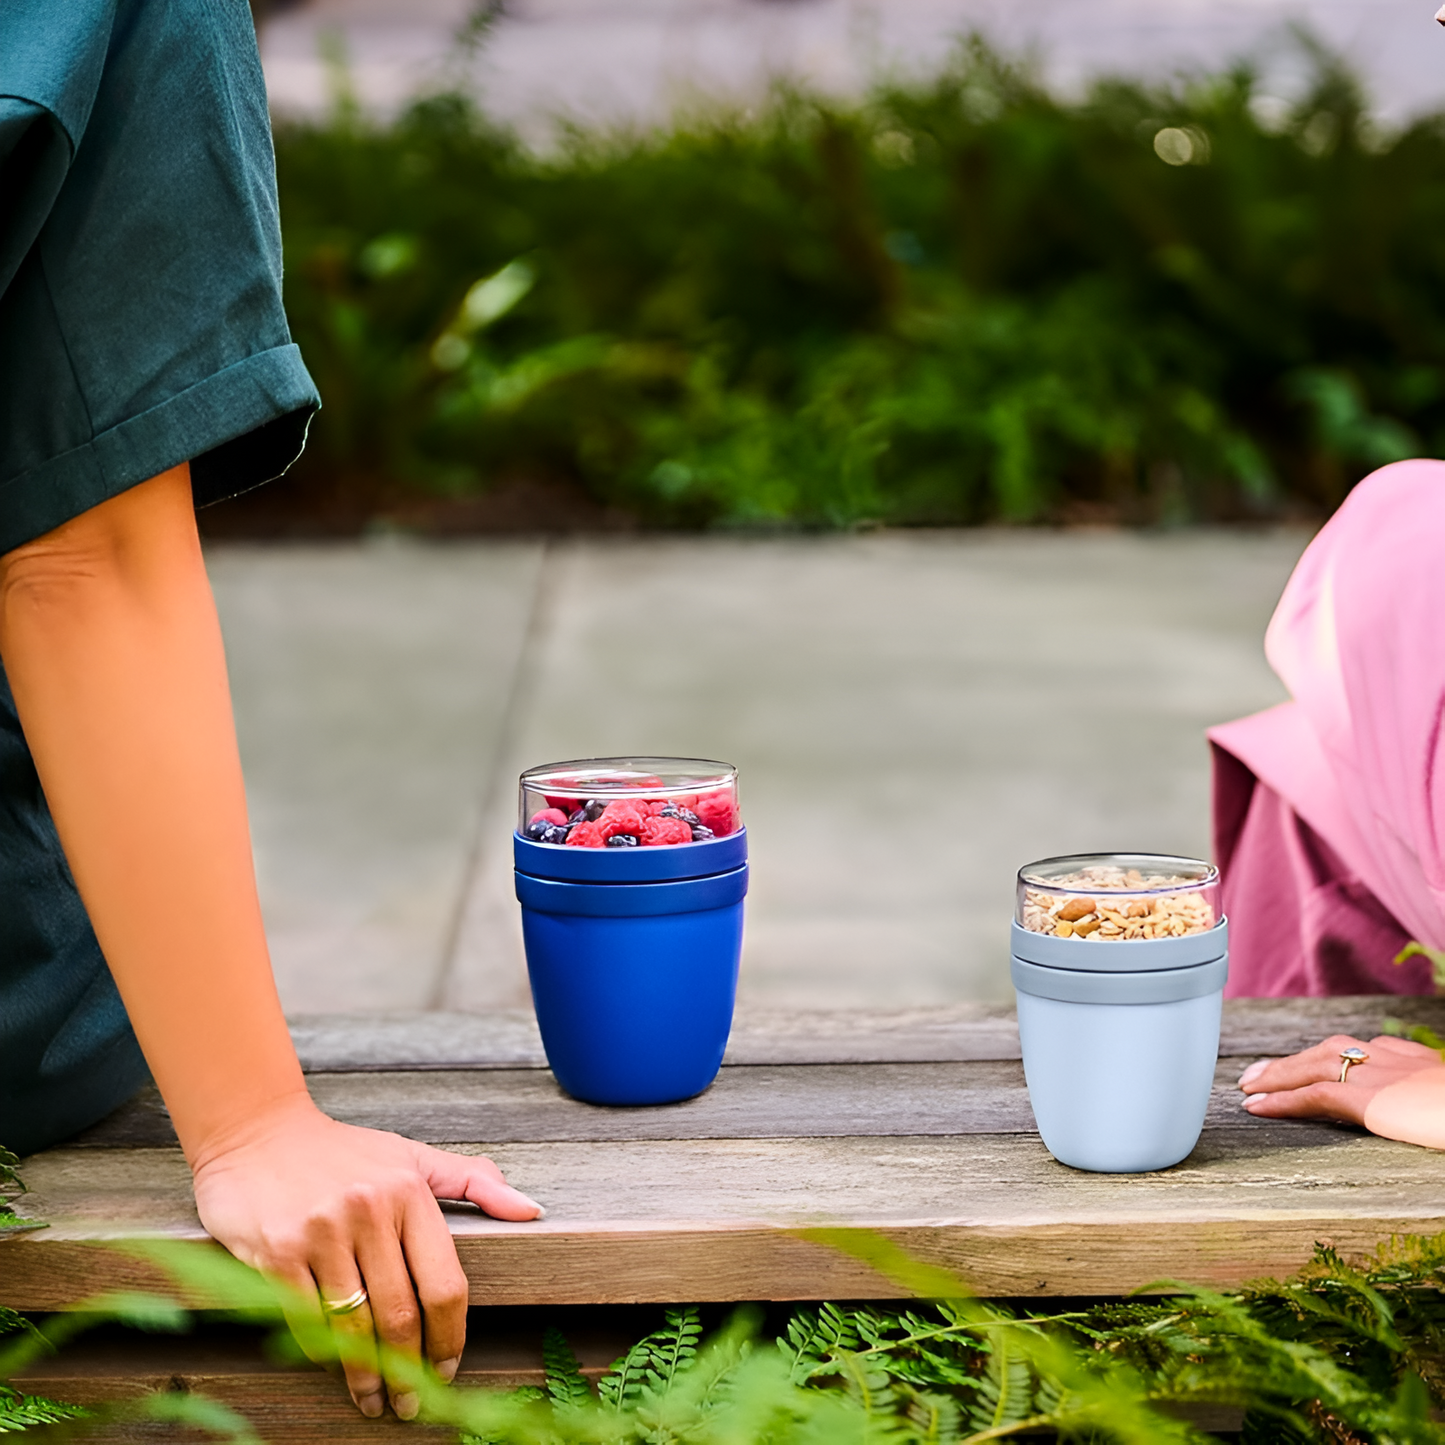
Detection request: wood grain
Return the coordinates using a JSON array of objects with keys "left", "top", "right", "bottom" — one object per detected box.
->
[
  {"left": 14, "top": 998, "right": 1445, "bottom": 1313},
  {"left": 283, "top": 996, "right": 1445, "bottom": 1072},
  {"left": 6, "top": 1125, "right": 1441, "bottom": 1309},
  {"left": 63, "top": 1057, "right": 1346, "bottom": 1150},
  {"left": 14, "top": 1319, "right": 635, "bottom": 1444}
]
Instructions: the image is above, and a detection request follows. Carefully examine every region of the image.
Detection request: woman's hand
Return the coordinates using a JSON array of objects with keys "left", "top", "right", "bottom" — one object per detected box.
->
[
  {"left": 191, "top": 1100, "right": 542, "bottom": 1419},
  {"left": 1239, "top": 1033, "right": 1445, "bottom": 1126}
]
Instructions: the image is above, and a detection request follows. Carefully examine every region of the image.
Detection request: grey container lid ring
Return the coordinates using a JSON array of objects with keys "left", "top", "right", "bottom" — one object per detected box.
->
[
  {"left": 1011, "top": 953, "right": 1229, "bottom": 1004},
  {"left": 1010, "top": 918, "right": 1227, "bottom": 972}
]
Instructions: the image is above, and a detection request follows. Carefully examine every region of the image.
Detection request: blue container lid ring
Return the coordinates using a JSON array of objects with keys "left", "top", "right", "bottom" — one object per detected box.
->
[{"left": 515, "top": 826, "right": 747, "bottom": 883}]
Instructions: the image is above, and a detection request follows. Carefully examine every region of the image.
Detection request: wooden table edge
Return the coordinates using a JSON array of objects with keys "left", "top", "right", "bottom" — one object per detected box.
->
[{"left": 7, "top": 1214, "right": 1445, "bottom": 1310}]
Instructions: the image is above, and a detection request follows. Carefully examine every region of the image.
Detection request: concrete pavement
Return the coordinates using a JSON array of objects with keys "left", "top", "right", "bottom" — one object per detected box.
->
[{"left": 208, "top": 530, "right": 1305, "bottom": 1015}]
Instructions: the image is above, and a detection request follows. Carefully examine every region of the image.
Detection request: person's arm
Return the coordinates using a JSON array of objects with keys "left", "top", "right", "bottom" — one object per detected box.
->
[
  {"left": 0, "top": 464, "right": 541, "bottom": 1419},
  {"left": 1238, "top": 1032, "right": 1445, "bottom": 1147}
]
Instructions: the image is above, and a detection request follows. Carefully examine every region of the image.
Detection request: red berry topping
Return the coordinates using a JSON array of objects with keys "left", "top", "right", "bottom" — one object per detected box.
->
[
  {"left": 694, "top": 792, "right": 738, "bottom": 837},
  {"left": 564, "top": 821, "right": 606, "bottom": 847},
  {"left": 640, "top": 815, "right": 693, "bottom": 847},
  {"left": 544, "top": 794, "right": 579, "bottom": 813},
  {"left": 530, "top": 808, "right": 569, "bottom": 828},
  {"left": 597, "top": 801, "right": 646, "bottom": 841}
]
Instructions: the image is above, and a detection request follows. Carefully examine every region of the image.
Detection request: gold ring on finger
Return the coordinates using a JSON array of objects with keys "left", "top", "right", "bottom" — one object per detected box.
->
[
  {"left": 1339, "top": 1047, "right": 1369, "bottom": 1084},
  {"left": 322, "top": 1287, "right": 369, "bottom": 1316}
]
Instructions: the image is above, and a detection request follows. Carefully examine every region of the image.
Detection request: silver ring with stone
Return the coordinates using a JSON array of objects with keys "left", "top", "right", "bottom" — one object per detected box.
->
[{"left": 1338, "top": 1047, "right": 1369, "bottom": 1084}]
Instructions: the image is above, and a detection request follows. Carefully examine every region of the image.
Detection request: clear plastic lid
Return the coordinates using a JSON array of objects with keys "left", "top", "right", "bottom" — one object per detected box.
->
[
  {"left": 1017, "top": 853, "right": 1219, "bottom": 940},
  {"left": 518, "top": 757, "right": 740, "bottom": 848}
]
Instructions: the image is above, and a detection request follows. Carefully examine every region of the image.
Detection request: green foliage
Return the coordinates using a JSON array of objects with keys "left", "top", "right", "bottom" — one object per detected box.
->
[
  {"left": 0, "top": 1149, "right": 42, "bottom": 1241},
  {"left": 9, "top": 1228, "right": 1445, "bottom": 1440},
  {"left": 269, "top": 35, "right": 1445, "bottom": 530},
  {"left": 597, "top": 1307, "right": 704, "bottom": 1412},
  {"left": 542, "top": 1326, "right": 592, "bottom": 1410},
  {"left": 1394, "top": 941, "right": 1445, "bottom": 991},
  {"left": 0, "top": 1308, "right": 85, "bottom": 1435},
  {"left": 0, "top": 1383, "right": 87, "bottom": 1434}
]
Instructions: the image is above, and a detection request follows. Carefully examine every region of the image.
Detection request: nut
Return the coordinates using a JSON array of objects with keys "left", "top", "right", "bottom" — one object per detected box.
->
[{"left": 1020, "top": 865, "right": 1214, "bottom": 940}]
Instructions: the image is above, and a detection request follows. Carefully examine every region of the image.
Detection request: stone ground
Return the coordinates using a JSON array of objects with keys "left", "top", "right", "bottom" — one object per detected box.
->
[
  {"left": 259, "top": 0, "right": 1445, "bottom": 134},
  {"left": 208, "top": 530, "right": 1306, "bottom": 1015}
]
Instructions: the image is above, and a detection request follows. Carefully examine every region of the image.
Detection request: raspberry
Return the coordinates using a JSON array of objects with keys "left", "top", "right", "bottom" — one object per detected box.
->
[
  {"left": 530, "top": 808, "right": 569, "bottom": 828},
  {"left": 544, "top": 794, "right": 577, "bottom": 813},
  {"left": 565, "top": 821, "right": 605, "bottom": 847},
  {"left": 640, "top": 815, "right": 693, "bottom": 847},
  {"left": 597, "top": 801, "right": 646, "bottom": 842},
  {"left": 694, "top": 792, "right": 738, "bottom": 837},
  {"left": 643, "top": 799, "right": 670, "bottom": 816}
]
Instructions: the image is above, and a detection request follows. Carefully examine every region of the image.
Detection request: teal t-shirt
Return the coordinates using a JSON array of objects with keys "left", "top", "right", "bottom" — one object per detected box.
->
[{"left": 0, "top": 0, "right": 320, "bottom": 1154}]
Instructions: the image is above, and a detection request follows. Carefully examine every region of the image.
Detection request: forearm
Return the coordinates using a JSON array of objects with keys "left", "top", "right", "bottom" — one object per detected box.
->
[{"left": 0, "top": 465, "right": 308, "bottom": 1164}]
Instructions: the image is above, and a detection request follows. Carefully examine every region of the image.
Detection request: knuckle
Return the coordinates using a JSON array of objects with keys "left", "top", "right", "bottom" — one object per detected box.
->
[
  {"left": 341, "top": 1183, "right": 387, "bottom": 1222},
  {"left": 423, "top": 1277, "right": 469, "bottom": 1315},
  {"left": 257, "top": 1229, "right": 309, "bottom": 1269},
  {"left": 376, "top": 1301, "right": 422, "bottom": 1340}
]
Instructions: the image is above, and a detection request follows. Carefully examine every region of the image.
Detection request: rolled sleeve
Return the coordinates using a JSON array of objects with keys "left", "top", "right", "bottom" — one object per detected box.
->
[{"left": 0, "top": 0, "right": 319, "bottom": 553}]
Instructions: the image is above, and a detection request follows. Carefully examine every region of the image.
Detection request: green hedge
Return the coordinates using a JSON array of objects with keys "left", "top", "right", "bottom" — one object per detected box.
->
[{"left": 270, "top": 38, "right": 1445, "bottom": 529}]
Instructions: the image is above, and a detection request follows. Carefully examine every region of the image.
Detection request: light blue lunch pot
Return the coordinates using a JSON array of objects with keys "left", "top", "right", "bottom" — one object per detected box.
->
[{"left": 1012, "top": 854, "right": 1227, "bottom": 1173}]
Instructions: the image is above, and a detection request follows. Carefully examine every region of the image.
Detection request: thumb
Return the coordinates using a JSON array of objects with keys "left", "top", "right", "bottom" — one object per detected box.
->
[{"left": 419, "top": 1145, "right": 545, "bottom": 1221}]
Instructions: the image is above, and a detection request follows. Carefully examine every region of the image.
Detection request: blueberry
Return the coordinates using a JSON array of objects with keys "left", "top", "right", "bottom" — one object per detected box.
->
[
  {"left": 691, "top": 825, "right": 715, "bottom": 842},
  {"left": 568, "top": 807, "right": 589, "bottom": 824},
  {"left": 676, "top": 808, "right": 700, "bottom": 827},
  {"left": 583, "top": 799, "right": 606, "bottom": 822},
  {"left": 542, "top": 824, "right": 570, "bottom": 845},
  {"left": 658, "top": 806, "right": 679, "bottom": 819},
  {"left": 526, "top": 819, "right": 551, "bottom": 841},
  {"left": 606, "top": 833, "right": 638, "bottom": 847}
]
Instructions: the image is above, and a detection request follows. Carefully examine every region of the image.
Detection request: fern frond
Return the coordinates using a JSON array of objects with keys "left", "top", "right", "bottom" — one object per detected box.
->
[
  {"left": 541, "top": 1325, "right": 591, "bottom": 1409},
  {"left": 643, "top": 1306, "right": 702, "bottom": 1394},
  {"left": 0, "top": 1383, "right": 87, "bottom": 1433}
]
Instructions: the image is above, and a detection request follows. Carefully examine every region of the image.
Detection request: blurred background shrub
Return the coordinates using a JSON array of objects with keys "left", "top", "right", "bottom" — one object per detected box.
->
[{"left": 234, "top": 38, "right": 1445, "bottom": 533}]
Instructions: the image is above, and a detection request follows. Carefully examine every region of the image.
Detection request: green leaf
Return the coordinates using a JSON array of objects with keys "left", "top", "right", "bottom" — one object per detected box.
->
[
  {"left": 0, "top": 1384, "right": 87, "bottom": 1434},
  {"left": 541, "top": 1325, "right": 591, "bottom": 1409}
]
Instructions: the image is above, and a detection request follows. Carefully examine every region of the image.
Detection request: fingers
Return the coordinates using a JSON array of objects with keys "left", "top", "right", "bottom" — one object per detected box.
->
[
  {"left": 1367, "top": 1034, "right": 1442, "bottom": 1062},
  {"left": 351, "top": 1189, "right": 427, "bottom": 1420},
  {"left": 1238, "top": 1035, "right": 1371, "bottom": 1094},
  {"left": 309, "top": 1250, "right": 385, "bottom": 1419},
  {"left": 399, "top": 1185, "right": 471, "bottom": 1382},
  {"left": 1242, "top": 1080, "right": 1368, "bottom": 1126},
  {"left": 420, "top": 1145, "right": 545, "bottom": 1222},
  {"left": 274, "top": 1264, "right": 331, "bottom": 1368}
]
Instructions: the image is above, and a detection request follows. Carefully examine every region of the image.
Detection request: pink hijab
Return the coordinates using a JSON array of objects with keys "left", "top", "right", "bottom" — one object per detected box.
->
[{"left": 1209, "top": 460, "right": 1445, "bottom": 968}]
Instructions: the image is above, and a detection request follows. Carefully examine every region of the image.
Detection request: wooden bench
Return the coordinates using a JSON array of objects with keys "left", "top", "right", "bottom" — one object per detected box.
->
[{"left": 6, "top": 996, "right": 1445, "bottom": 1439}]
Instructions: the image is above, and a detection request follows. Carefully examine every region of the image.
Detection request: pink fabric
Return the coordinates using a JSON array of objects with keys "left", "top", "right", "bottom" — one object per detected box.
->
[
  {"left": 1209, "top": 459, "right": 1445, "bottom": 996},
  {"left": 1212, "top": 745, "right": 1426, "bottom": 996}
]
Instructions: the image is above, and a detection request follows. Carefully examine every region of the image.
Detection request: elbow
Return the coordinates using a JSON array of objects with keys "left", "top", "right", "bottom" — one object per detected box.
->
[{"left": 0, "top": 465, "right": 199, "bottom": 647}]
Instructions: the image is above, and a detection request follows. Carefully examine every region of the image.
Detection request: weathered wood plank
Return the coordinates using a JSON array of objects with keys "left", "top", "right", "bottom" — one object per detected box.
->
[
  {"left": 14, "top": 1318, "right": 635, "bottom": 1444},
  {"left": 6, "top": 1128, "right": 1440, "bottom": 1309},
  {"left": 285, "top": 997, "right": 1445, "bottom": 1072},
  {"left": 69, "top": 1058, "right": 1294, "bottom": 1149}
]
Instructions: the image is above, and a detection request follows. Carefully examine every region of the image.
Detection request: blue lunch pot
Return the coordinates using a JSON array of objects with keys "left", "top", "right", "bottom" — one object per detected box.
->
[{"left": 514, "top": 758, "right": 747, "bottom": 1106}]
